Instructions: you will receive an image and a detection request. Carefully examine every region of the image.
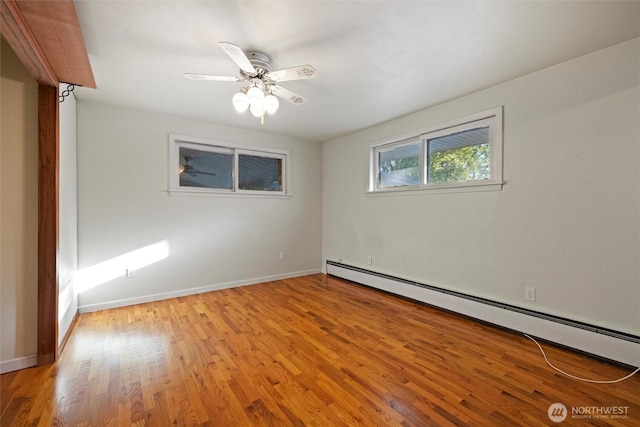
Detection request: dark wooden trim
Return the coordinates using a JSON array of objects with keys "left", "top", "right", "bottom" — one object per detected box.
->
[
  {"left": 37, "top": 84, "right": 59, "bottom": 366},
  {"left": 2, "top": 0, "right": 93, "bottom": 367},
  {"left": 2, "top": 0, "right": 91, "bottom": 367}
]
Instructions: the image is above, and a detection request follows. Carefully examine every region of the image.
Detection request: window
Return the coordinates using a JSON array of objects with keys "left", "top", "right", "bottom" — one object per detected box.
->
[
  {"left": 378, "top": 140, "right": 421, "bottom": 188},
  {"left": 371, "top": 107, "right": 502, "bottom": 193},
  {"left": 238, "top": 151, "right": 284, "bottom": 191},
  {"left": 178, "top": 145, "right": 233, "bottom": 190},
  {"left": 169, "top": 135, "right": 289, "bottom": 195}
]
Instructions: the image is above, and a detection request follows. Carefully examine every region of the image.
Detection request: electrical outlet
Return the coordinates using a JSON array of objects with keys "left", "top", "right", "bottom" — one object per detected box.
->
[
  {"left": 525, "top": 287, "right": 536, "bottom": 302},
  {"left": 126, "top": 269, "right": 136, "bottom": 278},
  {"left": 367, "top": 256, "right": 373, "bottom": 265},
  {"left": 279, "top": 251, "right": 285, "bottom": 260}
]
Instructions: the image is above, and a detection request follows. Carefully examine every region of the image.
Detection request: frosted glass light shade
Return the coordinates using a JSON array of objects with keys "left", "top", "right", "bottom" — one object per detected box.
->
[
  {"left": 249, "top": 101, "right": 264, "bottom": 117},
  {"left": 247, "top": 86, "right": 265, "bottom": 103},
  {"left": 232, "top": 92, "right": 249, "bottom": 112},
  {"left": 263, "top": 94, "right": 279, "bottom": 114}
]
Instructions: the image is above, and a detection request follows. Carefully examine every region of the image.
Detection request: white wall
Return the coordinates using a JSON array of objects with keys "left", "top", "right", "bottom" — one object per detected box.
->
[
  {"left": 76, "top": 103, "right": 322, "bottom": 310},
  {"left": 0, "top": 37, "right": 39, "bottom": 372},
  {"left": 59, "top": 86, "right": 79, "bottom": 344},
  {"left": 323, "top": 38, "right": 640, "bottom": 336}
]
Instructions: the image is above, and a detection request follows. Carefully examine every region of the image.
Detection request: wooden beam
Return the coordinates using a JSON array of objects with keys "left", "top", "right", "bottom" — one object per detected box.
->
[
  {"left": 1, "top": 0, "right": 97, "bottom": 88},
  {"left": 0, "top": 0, "right": 57, "bottom": 86},
  {"left": 13, "top": 0, "right": 96, "bottom": 88},
  {"left": 37, "top": 84, "right": 59, "bottom": 366}
]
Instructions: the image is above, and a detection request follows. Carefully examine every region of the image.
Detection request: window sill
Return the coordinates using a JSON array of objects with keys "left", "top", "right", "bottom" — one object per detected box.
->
[
  {"left": 366, "top": 180, "right": 503, "bottom": 196},
  {"left": 168, "top": 189, "right": 293, "bottom": 199}
]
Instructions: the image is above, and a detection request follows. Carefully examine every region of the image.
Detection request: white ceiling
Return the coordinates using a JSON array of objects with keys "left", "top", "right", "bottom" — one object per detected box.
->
[{"left": 73, "top": 1, "right": 639, "bottom": 143}]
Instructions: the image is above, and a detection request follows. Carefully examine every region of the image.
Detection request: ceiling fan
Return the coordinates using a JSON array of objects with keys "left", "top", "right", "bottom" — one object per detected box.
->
[
  {"left": 185, "top": 42, "right": 317, "bottom": 122},
  {"left": 179, "top": 156, "right": 217, "bottom": 177}
]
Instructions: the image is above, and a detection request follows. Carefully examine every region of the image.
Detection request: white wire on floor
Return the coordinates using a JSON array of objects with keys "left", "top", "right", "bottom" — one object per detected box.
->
[{"left": 524, "top": 334, "right": 640, "bottom": 384}]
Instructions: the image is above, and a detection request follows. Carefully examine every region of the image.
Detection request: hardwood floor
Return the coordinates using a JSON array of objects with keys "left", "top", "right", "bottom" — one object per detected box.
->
[{"left": 1, "top": 274, "right": 639, "bottom": 426}]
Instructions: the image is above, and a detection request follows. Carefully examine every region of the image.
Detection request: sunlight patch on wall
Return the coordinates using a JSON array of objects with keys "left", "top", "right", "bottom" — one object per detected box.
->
[{"left": 76, "top": 240, "right": 170, "bottom": 293}]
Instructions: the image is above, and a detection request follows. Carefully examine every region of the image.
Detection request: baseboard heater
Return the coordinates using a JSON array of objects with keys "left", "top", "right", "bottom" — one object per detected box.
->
[{"left": 326, "top": 260, "right": 640, "bottom": 367}]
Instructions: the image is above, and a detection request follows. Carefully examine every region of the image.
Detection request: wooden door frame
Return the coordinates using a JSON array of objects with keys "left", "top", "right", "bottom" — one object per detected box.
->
[
  {"left": 37, "top": 84, "right": 60, "bottom": 365},
  {"left": 2, "top": 0, "right": 95, "bottom": 366}
]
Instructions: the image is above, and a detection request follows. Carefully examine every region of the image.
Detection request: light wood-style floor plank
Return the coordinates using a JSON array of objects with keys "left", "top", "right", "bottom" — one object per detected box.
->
[{"left": 2, "top": 274, "right": 639, "bottom": 426}]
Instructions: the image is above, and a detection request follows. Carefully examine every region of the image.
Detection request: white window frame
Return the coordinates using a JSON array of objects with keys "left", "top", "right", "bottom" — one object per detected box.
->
[
  {"left": 169, "top": 134, "right": 290, "bottom": 196},
  {"left": 235, "top": 148, "right": 287, "bottom": 195},
  {"left": 375, "top": 137, "right": 423, "bottom": 188},
  {"left": 369, "top": 106, "right": 503, "bottom": 194}
]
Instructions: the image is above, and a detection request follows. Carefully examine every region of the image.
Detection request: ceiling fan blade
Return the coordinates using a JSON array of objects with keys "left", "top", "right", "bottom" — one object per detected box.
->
[
  {"left": 185, "top": 73, "right": 241, "bottom": 82},
  {"left": 219, "top": 41, "right": 256, "bottom": 75},
  {"left": 271, "top": 85, "right": 306, "bottom": 104},
  {"left": 269, "top": 65, "right": 317, "bottom": 82}
]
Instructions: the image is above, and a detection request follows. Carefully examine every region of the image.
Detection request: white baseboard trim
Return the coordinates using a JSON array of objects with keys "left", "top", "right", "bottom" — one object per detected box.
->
[
  {"left": 0, "top": 354, "right": 37, "bottom": 374},
  {"left": 78, "top": 268, "right": 322, "bottom": 313},
  {"left": 327, "top": 261, "right": 640, "bottom": 367}
]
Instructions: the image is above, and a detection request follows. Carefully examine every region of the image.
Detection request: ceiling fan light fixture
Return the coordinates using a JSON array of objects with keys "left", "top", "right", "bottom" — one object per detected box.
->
[
  {"left": 263, "top": 94, "right": 279, "bottom": 114},
  {"left": 187, "top": 41, "right": 315, "bottom": 124},
  {"left": 232, "top": 91, "right": 250, "bottom": 112},
  {"left": 188, "top": 41, "right": 315, "bottom": 123}
]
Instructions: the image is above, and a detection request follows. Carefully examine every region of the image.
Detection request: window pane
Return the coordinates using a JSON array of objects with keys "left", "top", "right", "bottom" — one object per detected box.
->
[
  {"left": 179, "top": 147, "right": 233, "bottom": 189},
  {"left": 378, "top": 143, "right": 421, "bottom": 188},
  {"left": 428, "top": 127, "right": 490, "bottom": 184},
  {"left": 238, "top": 154, "right": 283, "bottom": 191}
]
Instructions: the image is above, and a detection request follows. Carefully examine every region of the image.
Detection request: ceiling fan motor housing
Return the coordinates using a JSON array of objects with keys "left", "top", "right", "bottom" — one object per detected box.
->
[{"left": 246, "top": 51, "right": 272, "bottom": 74}]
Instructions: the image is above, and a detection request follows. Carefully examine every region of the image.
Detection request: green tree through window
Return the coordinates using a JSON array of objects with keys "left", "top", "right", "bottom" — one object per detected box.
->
[{"left": 429, "top": 143, "right": 490, "bottom": 183}]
